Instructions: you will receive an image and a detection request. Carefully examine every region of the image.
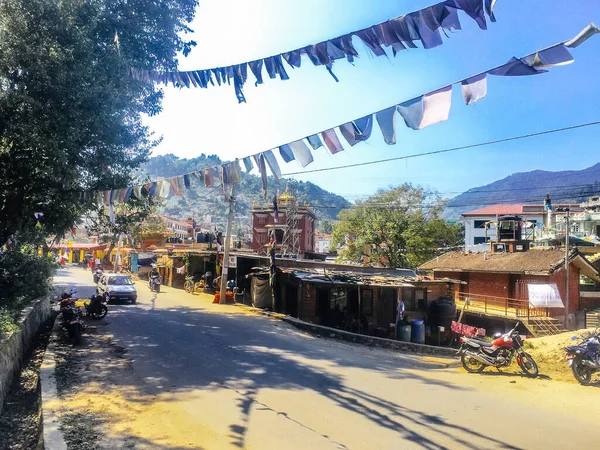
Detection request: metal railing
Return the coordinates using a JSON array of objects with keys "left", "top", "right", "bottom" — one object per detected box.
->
[{"left": 455, "top": 292, "right": 550, "bottom": 320}]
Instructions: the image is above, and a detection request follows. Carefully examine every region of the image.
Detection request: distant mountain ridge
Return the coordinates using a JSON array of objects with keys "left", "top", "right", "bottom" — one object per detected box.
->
[
  {"left": 445, "top": 163, "right": 600, "bottom": 220},
  {"left": 140, "top": 154, "right": 351, "bottom": 229}
]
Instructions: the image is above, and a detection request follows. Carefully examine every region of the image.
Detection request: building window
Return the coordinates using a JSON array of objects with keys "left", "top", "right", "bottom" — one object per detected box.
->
[
  {"left": 474, "top": 236, "right": 487, "bottom": 245},
  {"left": 474, "top": 220, "right": 487, "bottom": 229}
]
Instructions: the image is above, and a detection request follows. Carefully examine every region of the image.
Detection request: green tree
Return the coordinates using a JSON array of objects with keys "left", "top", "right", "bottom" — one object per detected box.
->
[
  {"left": 0, "top": 0, "right": 198, "bottom": 247},
  {"left": 86, "top": 195, "right": 161, "bottom": 261},
  {"left": 319, "top": 219, "right": 335, "bottom": 234},
  {"left": 331, "top": 184, "right": 463, "bottom": 268}
]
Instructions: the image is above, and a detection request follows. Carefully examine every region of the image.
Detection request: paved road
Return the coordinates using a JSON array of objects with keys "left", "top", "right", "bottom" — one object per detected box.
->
[{"left": 53, "top": 268, "right": 599, "bottom": 449}]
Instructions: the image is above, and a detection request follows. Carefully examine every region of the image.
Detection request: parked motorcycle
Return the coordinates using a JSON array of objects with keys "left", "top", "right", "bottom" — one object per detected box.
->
[
  {"left": 457, "top": 322, "right": 539, "bottom": 378},
  {"left": 52, "top": 291, "right": 84, "bottom": 345},
  {"left": 148, "top": 273, "right": 161, "bottom": 293},
  {"left": 565, "top": 316, "right": 600, "bottom": 385},
  {"left": 93, "top": 268, "right": 104, "bottom": 284},
  {"left": 75, "top": 294, "right": 108, "bottom": 320}
]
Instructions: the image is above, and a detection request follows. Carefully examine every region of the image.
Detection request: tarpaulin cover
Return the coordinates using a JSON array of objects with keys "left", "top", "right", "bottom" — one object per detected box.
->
[
  {"left": 251, "top": 276, "right": 272, "bottom": 309},
  {"left": 528, "top": 283, "right": 564, "bottom": 308}
]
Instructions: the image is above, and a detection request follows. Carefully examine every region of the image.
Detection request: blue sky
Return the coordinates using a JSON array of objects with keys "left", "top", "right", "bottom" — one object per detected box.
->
[{"left": 144, "top": 0, "right": 600, "bottom": 203}]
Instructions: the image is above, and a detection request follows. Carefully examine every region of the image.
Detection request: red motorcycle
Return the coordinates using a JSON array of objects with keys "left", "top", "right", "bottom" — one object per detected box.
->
[{"left": 457, "top": 322, "right": 538, "bottom": 378}]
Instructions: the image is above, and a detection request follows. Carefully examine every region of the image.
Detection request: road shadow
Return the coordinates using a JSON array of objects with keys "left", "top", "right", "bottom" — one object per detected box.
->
[{"left": 52, "top": 269, "right": 526, "bottom": 449}]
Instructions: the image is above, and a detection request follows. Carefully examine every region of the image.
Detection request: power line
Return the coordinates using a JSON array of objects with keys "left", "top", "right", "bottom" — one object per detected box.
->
[{"left": 282, "top": 121, "right": 600, "bottom": 177}]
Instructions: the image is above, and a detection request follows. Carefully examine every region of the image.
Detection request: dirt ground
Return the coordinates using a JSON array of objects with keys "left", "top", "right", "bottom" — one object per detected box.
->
[
  {"left": 523, "top": 328, "right": 600, "bottom": 384},
  {"left": 0, "top": 321, "right": 52, "bottom": 450},
  {"left": 52, "top": 318, "right": 142, "bottom": 449}
]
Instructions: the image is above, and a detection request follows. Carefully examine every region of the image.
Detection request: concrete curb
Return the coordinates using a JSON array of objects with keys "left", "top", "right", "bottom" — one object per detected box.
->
[
  {"left": 40, "top": 317, "right": 68, "bottom": 450},
  {"left": 281, "top": 317, "right": 458, "bottom": 357},
  {"left": 233, "top": 302, "right": 456, "bottom": 358}
]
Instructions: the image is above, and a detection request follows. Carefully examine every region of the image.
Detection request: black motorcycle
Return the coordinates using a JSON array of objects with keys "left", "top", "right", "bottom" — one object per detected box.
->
[
  {"left": 53, "top": 293, "right": 84, "bottom": 345},
  {"left": 565, "top": 323, "right": 600, "bottom": 386},
  {"left": 148, "top": 273, "right": 161, "bottom": 293},
  {"left": 82, "top": 294, "right": 108, "bottom": 319}
]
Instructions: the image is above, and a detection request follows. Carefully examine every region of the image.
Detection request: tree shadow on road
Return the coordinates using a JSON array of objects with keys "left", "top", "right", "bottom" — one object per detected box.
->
[{"left": 53, "top": 303, "right": 529, "bottom": 450}]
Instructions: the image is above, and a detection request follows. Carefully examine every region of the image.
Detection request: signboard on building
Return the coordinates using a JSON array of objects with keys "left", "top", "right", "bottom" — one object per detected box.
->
[{"left": 228, "top": 255, "right": 237, "bottom": 268}]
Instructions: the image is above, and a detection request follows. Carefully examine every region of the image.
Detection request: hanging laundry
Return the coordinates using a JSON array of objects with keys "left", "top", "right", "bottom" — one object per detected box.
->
[
  {"left": 453, "top": 0, "right": 487, "bottom": 30},
  {"left": 191, "top": 171, "right": 200, "bottom": 180},
  {"left": 109, "top": 203, "right": 115, "bottom": 224},
  {"left": 183, "top": 174, "right": 191, "bottom": 189},
  {"left": 461, "top": 73, "right": 487, "bottom": 105},
  {"left": 523, "top": 44, "right": 574, "bottom": 68},
  {"left": 488, "top": 57, "right": 546, "bottom": 76},
  {"left": 219, "top": 166, "right": 231, "bottom": 201},
  {"left": 123, "top": 187, "right": 133, "bottom": 203},
  {"left": 421, "top": 85, "right": 452, "bottom": 129},
  {"left": 413, "top": 11, "right": 443, "bottom": 49},
  {"left": 278, "top": 144, "right": 295, "bottom": 163},
  {"left": 131, "top": 0, "right": 499, "bottom": 102},
  {"left": 118, "top": 188, "right": 128, "bottom": 203},
  {"left": 289, "top": 140, "right": 314, "bottom": 167},
  {"left": 157, "top": 179, "right": 170, "bottom": 198},
  {"left": 353, "top": 115, "right": 373, "bottom": 143},
  {"left": 306, "top": 134, "right": 323, "bottom": 150},
  {"left": 263, "top": 150, "right": 282, "bottom": 179},
  {"left": 339, "top": 122, "right": 357, "bottom": 146},
  {"left": 398, "top": 97, "right": 424, "bottom": 130},
  {"left": 103, "top": 191, "right": 110, "bottom": 206},
  {"left": 133, "top": 185, "right": 144, "bottom": 200},
  {"left": 321, "top": 129, "right": 344, "bottom": 154},
  {"left": 243, "top": 156, "right": 254, "bottom": 172},
  {"left": 398, "top": 86, "right": 452, "bottom": 130},
  {"left": 204, "top": 168, "right": 215, "bottom": 187},
  {"left": 376, "top": 106, "right": 398, "bottom": 145},
  {"left": 230, "top": 160, "right": 242, "bottom": 183},
  {"left": 169, "top": 177, "right": 183, "bottom": 196},
  {"left": 257, "top": 153, "right": 268, "bottom": 198},
  {"left": 111, "top": 189, "right": 121, "bottom": 204},
  {"left": 148, "top": 182, "right": 157, "bottom": 197},
  {"left": 565, "top": 23, "right": 600, "bottom": 48}
]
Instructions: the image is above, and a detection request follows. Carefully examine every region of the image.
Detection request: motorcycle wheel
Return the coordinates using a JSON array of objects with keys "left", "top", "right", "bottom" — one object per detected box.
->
[
  {"left": 517, "top": 352, "right": 539, "bottom": 378},
  {"left": 184, "top": 281, "right": 193, "bottom": 294},
  {"left": 92, "top": 305, "right": 108, "bottom": 320},
  {"left": 461, "top": 353, "right": 485, "bottom": 373},
  {"left": 572, "top": 358, "right": 592, "bottom": 385}
]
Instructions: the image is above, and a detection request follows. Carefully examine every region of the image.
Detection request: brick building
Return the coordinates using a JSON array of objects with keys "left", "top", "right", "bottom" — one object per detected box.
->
[
  {"left": 248, "top": 264, "right": 460, "bottom": 339},
  {"left": 250, "top": 191, "right": 317, "bottom": 256},
  {"left": 419, "top": 248, "right": 600, "bottom": 315}
]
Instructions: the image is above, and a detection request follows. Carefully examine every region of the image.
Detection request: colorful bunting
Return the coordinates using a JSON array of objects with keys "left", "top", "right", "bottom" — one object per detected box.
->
[
  {"left": 130, "top": 0, "right": 499, "bottom": 102},
  {"left": 77, "top": 25, "right": 599, "bottom": 226}
]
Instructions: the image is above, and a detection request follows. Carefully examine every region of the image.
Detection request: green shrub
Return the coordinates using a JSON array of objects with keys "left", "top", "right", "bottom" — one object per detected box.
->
[{"left": 0, "top": 248, "right": 57, "bottom": 338}]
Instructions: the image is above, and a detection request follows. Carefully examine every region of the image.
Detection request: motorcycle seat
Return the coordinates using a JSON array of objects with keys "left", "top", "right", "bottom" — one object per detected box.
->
[{"left": 464, "top": 337, "right": 493, "bottom": 347}]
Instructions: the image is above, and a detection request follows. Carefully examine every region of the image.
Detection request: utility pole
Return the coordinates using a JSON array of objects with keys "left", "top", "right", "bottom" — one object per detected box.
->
[
  {"left": 565, "top": 208, "right": 570, "bottom": 329},
  {"left": 220, "top": 184, "right": 236, "bottom": 304},
  {"left": 114, "top": 233, "right": 122, "bottom": 273},
  {"left": 556, "top": 205, "right": 570, "bottom": 328}
]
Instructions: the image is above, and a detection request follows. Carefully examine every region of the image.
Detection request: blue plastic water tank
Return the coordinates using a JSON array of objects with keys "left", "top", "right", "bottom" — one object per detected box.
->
[{"left": 411, "top": 319, "right": 425, "bottom": 344}]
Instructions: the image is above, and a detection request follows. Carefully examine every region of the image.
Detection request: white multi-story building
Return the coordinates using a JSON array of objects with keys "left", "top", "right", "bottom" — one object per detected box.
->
[
  {"left": 462, "top": 204, "right": 581, "bottom": 247},
  {"left": 316, "top": 234, "right": 332, "bottom": 253}
]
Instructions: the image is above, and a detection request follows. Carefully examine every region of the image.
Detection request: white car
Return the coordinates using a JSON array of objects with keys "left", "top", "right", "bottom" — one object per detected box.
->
[{"left": 97, "top": 274, "right": 137, "bottom": 304}]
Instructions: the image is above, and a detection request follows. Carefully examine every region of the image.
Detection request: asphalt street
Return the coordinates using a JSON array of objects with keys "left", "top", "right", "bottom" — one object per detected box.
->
[{"left": 52, "top": 267, "right": 599, "bottom": 449}]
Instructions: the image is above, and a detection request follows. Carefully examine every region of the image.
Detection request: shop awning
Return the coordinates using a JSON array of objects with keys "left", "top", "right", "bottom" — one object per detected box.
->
[{"left": 527, "top": 283, "right": 565, "bottom": 308}]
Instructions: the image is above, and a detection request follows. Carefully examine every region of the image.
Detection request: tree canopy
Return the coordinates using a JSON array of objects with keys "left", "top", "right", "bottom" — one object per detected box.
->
[
  {"left": 330, "top": 184, "right": 463, "bottom": 268},
  {"left": 0, "top": 0, "right": 198, "bottom": 246}
]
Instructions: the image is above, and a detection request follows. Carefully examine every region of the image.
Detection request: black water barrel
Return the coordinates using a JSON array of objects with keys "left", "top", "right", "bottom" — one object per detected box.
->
[{"left": 429, "top": 297, "right": 456, "bottom": 330}]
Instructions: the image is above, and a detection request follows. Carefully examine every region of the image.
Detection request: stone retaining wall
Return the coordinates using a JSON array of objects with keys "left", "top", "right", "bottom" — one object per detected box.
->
[{"left": 0, "top": 295, "right": 51, "bottom": 413}]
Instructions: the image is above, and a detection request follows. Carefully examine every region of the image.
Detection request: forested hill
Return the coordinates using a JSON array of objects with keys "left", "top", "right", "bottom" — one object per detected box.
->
[
  {"left": 445, "top": 163, "right": 600, "bottom": 220},
  {"left": 141, "top": 154, "right": 351, "bottom": 228}
]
